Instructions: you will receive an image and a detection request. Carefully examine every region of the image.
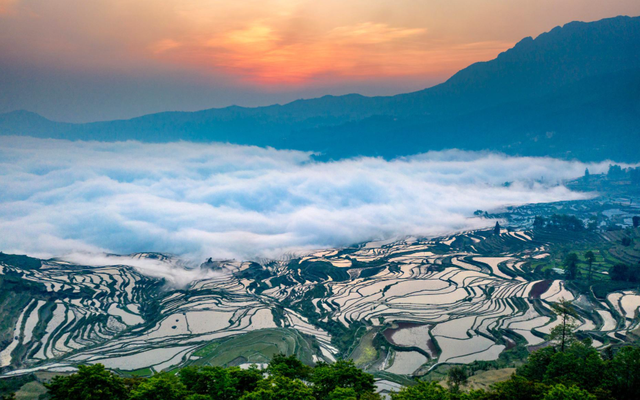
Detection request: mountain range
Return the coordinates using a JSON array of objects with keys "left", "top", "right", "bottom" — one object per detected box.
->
[{"left": 1, "top": 15, "right": 639, "bottom": 161}]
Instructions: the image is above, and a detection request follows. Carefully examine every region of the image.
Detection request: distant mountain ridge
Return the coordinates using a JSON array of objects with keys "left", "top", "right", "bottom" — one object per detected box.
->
[{"left": 1, "top": 15, "right": 639, "bottom": 161}]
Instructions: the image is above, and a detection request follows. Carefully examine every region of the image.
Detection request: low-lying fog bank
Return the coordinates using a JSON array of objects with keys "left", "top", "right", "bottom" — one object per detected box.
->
[{"left": 0, "top": 136, "right": 617, "bottom": 263}]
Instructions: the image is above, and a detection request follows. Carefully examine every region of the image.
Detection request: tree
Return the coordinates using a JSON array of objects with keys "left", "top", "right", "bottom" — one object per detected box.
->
[
  {"left": 123, "top": 376, "right": 146, "bottom": 393},
  {"left": 610, "top": 263, "right": 629, "bottom": 281},
  {"left": 547, "top": 215, "right": 584, "bottom": 231},
  {"left": 607, "top": 165, "right": 624, "bottom": 180},
  {"left": 130, "top": 372, "right": 187, "bottom": 400},
  {"left": 488, "top": 376, "right": 549, "bottom": 400},
  {"left": 517, "top": 347, "right": 557, "bottom": 382},
  {"left": 360, "top": 393, "right": 383, "bottom": 400},
  {"left": 267, "top": 354, "right": 312, "bottom": 380},
  {"left": 311, "top": 360, "right": 376, "bottom": 399},
  {"left": 390, "top": 381, "right": 450, "bottom": 400},
  {"left": 543, "top": 343, "right": 604, "bottom": 391},
  {"left": 542, "top": 384, "right": 596, "bottom": 400},
  {"left": 548, "top": 300, "right": 579, "bottom": 352},
  {"left": 328, "top": 387, "right": 358, "bottom": 400},
  {"left": 494, "top": 222, "right": 501, "bottom": 235},
  {"left": 228, "top": 366, "right": 264, "bottom": 395},
  {"left": 628, "top": 265, "right": 640, "bottom": 283},
  {"left": 563, "top": 253, "right": 579, "bottom": 280},
  {"left": 46, "top": 364, "right": 128, "bottom": 400},
  {"left": 633, "top": 216, "right": 640, "bottom": 228},
  {"left": 584, "top": 168, "right": 590, "bottom": 182},
  {"left": 241, "top": 375, "right": 313, "bottom": 400},
  {"left": 585, "top": 251, "right": 596, "bottom": 282},
  {"left": 179, "top": 366, "right": 238, "bottom": 400},
  {"left": 447, "top": 367, "right": 468, "bottom": 392},
  {"left": 533, "top": 216, "right": 546, "bottom": 229},
  {"left": 603, "top": 346, "right": 640, "bottom": 400},
  {"left": 186, "top": 395, "right": 211, "bottom": 400}
]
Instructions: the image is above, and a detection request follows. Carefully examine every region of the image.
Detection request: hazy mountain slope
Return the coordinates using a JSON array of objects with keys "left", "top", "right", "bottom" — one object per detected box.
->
[
  {"left": 1, "top": 15, "right": 639, "bottom": 161},
  {"left": 289, "top": 67, "right": 640, "bottom": 161},
  {"left": 0, "top": 111, "right": 69, "bottom": 136},
  {"left": 408, "top": 15, "right": 640, "bottom": 113}
]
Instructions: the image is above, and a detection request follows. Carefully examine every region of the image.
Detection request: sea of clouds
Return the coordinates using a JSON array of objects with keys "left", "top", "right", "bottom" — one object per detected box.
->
[{"left": 0, "top": 136, "right": 616, "bottom": 265}]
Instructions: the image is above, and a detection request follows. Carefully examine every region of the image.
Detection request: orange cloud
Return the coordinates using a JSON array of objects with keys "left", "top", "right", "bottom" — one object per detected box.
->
[
  {"left": 15, "top": 0, "right": 633, "bottom": 89},
  {"left": 223, "top": 24, "right": 278, "bottom": 46},
  {"left": 149, "top": 39, "right": 182, "bottom": 55},
  {"left": 147, "top": 20, "right": 509, "bottom": 85},
  {"left": 0, "top": 0, "right": 18, "bottom": 15},
  {"left": 327, "top": 22, "right": 426, "bottom": 44}
]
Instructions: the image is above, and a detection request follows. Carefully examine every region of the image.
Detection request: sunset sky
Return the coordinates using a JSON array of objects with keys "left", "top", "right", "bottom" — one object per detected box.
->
[{"left": 1, "top": 0, "right": 639, "bottom": 122}]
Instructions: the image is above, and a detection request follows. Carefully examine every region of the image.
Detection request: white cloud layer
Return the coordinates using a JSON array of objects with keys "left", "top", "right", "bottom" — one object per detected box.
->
[{"left": 0, "top": 137, "right": 613, "bottom": 264}]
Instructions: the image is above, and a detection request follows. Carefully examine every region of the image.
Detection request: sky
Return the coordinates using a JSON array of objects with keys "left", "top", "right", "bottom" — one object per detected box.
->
[
  {"left": 1, "top": 1, "right": 640, "bottom": 122},
  {"left": 0, "top": 136, "right": 620, "bottom": 266}
]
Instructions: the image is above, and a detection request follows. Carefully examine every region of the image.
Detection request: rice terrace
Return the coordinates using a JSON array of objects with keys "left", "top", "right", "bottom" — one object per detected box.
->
[{"left": 1, "top": 171, "right": 639, "bottom": 395}]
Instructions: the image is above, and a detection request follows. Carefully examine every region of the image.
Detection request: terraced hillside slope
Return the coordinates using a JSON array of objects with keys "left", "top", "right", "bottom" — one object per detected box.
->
[{"left": 1, "top": 192, "right": 639, "bottom": 382}]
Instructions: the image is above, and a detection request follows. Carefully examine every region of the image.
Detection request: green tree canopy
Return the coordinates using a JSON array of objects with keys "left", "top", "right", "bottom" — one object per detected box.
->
[
  {"left": 228, "top": 366, "right": 264, "bottom": 395},
  {"left": 327, "top": 387, "right": 358, "bottom": 400},
  {"left": 542, "top": 343, "right": 604, "bottom": 392},
  {"left": 584, "top": 251, "right": 596, "bottom": 282},
  {"left": 267, "top": 353, "right": 312, "bottom": 380},
  {"left": 241, "top": 375, "right": 314, "bottom": 400},
  {"left": 311, "top": 360, "right": 376, "bottom": 399},
  {"left": 549, "top": 300, "right": 579, "bottom": 352},
  {"left": 447, "top": 367, "right": 468, "bottom": 392},
  {"left": 129, "top": 372, "right": 187, "bottom": 400},
  {"left": 542, "top": 384, "right": 596, "bottom": 400},
  {"left": 517, "top": 347, "right": 557, "bottom": 382},
  {"left": 46, "top": 364, "right": 128, "bottom": 400},
  {"left": 603, "top": 346, "right": 640, "bottom": 400},
  {"left": 390, "top": 381, "right": 450, "bottom": 400},
  {"left": 563, "top": 253, "right": 579, "bottom": 280},
  {"left": 179, "top": 365, "right": 238, "bottom": 400},
  {"left": 488, "top": 375, "right": 549, "bottom": 400},
  {"left": 610, "top": 264, "right": 629, "bottom": 281}
]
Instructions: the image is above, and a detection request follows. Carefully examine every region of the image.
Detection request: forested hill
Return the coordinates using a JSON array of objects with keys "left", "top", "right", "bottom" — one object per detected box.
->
[{"left": 1, "top": 15, "right": 640, "bottom": 162}]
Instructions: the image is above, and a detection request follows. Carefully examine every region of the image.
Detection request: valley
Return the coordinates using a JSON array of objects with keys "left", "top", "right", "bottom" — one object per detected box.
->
[{"left": 1, "top": 176, "right": 639, "bottom": 387}]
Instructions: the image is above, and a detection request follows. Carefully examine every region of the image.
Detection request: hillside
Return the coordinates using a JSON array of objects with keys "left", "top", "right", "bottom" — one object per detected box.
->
[
  {"left": 1, "top": 15, "right": 639, "bottom": 161},
  {"left": 1, "top": 186, "right": 640, "bottom": 378}
]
